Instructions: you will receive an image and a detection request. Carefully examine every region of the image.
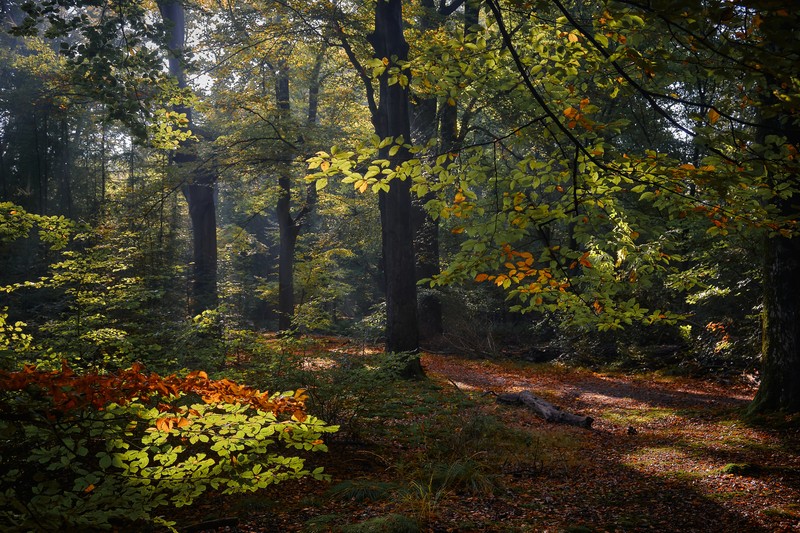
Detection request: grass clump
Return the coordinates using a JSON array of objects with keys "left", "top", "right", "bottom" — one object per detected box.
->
[{"left": 341, "top": 513, "right": 420, "bottom": 533}]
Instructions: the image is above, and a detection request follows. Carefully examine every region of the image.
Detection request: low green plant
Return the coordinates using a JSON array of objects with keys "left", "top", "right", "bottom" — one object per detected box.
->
[
  {"left": 327, "top": 479, "right": 400, "bottom": 503},
  {"left": 0, "top": 364, "right": 337, "bottom": 531},
  {"left": 342, "top": 513, "right": 419, "bottom": 533}
]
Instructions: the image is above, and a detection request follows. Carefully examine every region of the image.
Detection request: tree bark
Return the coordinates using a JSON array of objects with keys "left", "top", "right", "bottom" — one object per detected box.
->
[
  {"left": 275, "top": 59, "right": 295, "bottom": 332},
  {"left": 369, "top": 0, "right": 422, "bottom": 374},
  {"left": 411, "top": 0, "right": 442, "bottom": 342},
  {"left": 751, "top": 232, "right": 800, "bottom": 413},
  {"left": 158, "top": 0, "right": 218, "bottom": 316},
  {"left": 497, "top": 391, "right": 593, "bottom": 428},
  {"left": 274, "top": 49, "right": 320, "bottom": 332},
  {"left": 749, "top": 62, "right": 800, "bottom": 413}
]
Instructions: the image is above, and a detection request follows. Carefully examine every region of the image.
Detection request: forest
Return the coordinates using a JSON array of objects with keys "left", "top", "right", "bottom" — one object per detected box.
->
[{"left": 1, "top": 0, "right": 799, "bottom": 531}]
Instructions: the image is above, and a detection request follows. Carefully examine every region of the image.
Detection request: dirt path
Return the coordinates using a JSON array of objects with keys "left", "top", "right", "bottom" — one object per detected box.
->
[
  {"left": 210, "top": 344, "right": 800, "bottom": 532},
  {"left": 422, "top": 353, "right": 800, "bottom": 532}
]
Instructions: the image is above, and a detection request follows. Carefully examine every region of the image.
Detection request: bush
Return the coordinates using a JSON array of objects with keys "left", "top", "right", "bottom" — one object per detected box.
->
[{"left": 0, "top": 364, "right": 337, "bottom": 531}]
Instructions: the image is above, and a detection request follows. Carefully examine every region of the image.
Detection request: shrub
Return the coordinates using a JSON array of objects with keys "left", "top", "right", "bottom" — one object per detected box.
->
[{"left": 0, "top": 364, "right": 337, "bottom": 531}]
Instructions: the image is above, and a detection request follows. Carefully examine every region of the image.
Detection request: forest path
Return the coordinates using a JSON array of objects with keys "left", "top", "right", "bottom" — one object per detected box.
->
[
  {"left": 420, "top": 352, "right": 800, "bottom": 532},
  {"left": 214, "top": 342, "right": 800, "bottom": 532}
]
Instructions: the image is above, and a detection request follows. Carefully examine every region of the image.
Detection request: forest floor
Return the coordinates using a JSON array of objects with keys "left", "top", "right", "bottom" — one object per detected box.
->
[{"left": 180, "top": 340, "right": 800, "bottom": 532}]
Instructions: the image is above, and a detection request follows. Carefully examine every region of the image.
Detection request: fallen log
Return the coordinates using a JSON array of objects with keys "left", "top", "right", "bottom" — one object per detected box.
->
[{"left": 496, "top": 390, "right": 593, "bottom": 429}]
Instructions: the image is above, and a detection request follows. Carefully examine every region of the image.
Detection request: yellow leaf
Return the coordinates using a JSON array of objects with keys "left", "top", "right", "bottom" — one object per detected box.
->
[
  {"left": 357, "top": 180, "right": 369, "bottom": 193},
  {"left": 708, "top": 108, "right": 720, "bottom": 124},
  {"left": 381, "top": 57, "right": 389, "bottom": 66},
  {"left": 678, "top": 163, "right": 695, "bottom": 170},
  {"left": 320, "top": 161, "right": 330, "bottom": 171},
  {"left": 568, "top": 33, "right": 579, "bottom": 42}
]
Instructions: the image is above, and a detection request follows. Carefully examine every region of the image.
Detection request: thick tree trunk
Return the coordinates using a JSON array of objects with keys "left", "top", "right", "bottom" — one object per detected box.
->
[
  {"left": 184, "top": 171, "right": 218, "bottom": 314},
  {"left": 411, "top": 0, "right": 442, "bottom": 342},
  {"left": 369, "top": 0, "right": 421, "bottom": 375},
  {"left": 749, "top": 101, "right": 800, "bottom": 413},
  {"left": 158, "top": 0, "right": 218, "bottom": 316},
  {"left": 750, "top": 223, "right": 800, "bottom": 413}
]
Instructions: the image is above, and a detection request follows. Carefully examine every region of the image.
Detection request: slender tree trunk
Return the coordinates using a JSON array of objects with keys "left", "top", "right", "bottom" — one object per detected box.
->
[
  {"left": 274, "top": 51, "right": 320, "bottom": 332},
  {"left": 274, "top": 59, "right": 296, "bottom": 332},
  {"left": 57, "top": 119, "right": 73, "bottom": 218},
  {"left": 277, "top": 181, "right": 299, "bottom": 332},
  {"left": 369, "top": 0, "right": 422, "bottom": 374},
  {"left": 158, "top": 0, "right": 218, "bottom": 315}
]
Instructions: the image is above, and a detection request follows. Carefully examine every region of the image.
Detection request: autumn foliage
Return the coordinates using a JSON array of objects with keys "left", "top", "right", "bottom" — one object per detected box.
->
[
  {"left": 0, "top": 361, "right": 309, "bottom": 421},
  {"left": 0, "top": 363, "right": 336, "bottom": 531}
]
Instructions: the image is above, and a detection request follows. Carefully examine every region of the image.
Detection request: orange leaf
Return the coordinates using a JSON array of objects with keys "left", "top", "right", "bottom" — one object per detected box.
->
[
  {"left": 475, "top": 273, "right": 489, "bottom": 282},
  {"left": 708, "top": 108, "right": 720, "bottom": 124}
]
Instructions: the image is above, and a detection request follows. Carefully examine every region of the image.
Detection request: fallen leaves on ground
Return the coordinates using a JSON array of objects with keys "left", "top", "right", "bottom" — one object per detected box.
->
[{"left": 174, "top": 344, "right": 800, "bottom": 532}]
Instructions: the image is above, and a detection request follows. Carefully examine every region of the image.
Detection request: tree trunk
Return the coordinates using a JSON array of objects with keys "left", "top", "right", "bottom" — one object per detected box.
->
[
  {"left": 410, "top": 0, "right": 442, "bottom": 342},
  {"left": 369, "top": 0, "right": 421, "bottom": 375},
  {"left": 276, "top": 173, "right": 298, "bottom": 332},
  {"left": 274, "top": 59, "right": 296, "bottom": 333},
  {"left": 497, "top": 391, "right": 593, "bottom": 428},
  {"left": 158, "top": 0, "right": 218, "bottom": 316},
  {"left": 273, "top": 49, "right": 321, "bottom": 333},
  {"left": 749, "top": 82, "right": 800, "bottom": 413},
  {"left": 750, "top": 213, "right": 800, "bottom": 413}
]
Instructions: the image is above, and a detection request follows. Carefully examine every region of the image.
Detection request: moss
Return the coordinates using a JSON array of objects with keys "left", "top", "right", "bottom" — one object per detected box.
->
[
  {"left": 763, "top": 504, "right": 800, "bottom": 519},
  {"left": 719, "top": 463, "right": 760, "bottom": 476}
]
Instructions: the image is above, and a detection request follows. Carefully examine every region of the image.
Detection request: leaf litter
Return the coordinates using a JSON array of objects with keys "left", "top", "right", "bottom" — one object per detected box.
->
[{"left": 173, "top": 343, "right": 800, "bottom": 532}]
